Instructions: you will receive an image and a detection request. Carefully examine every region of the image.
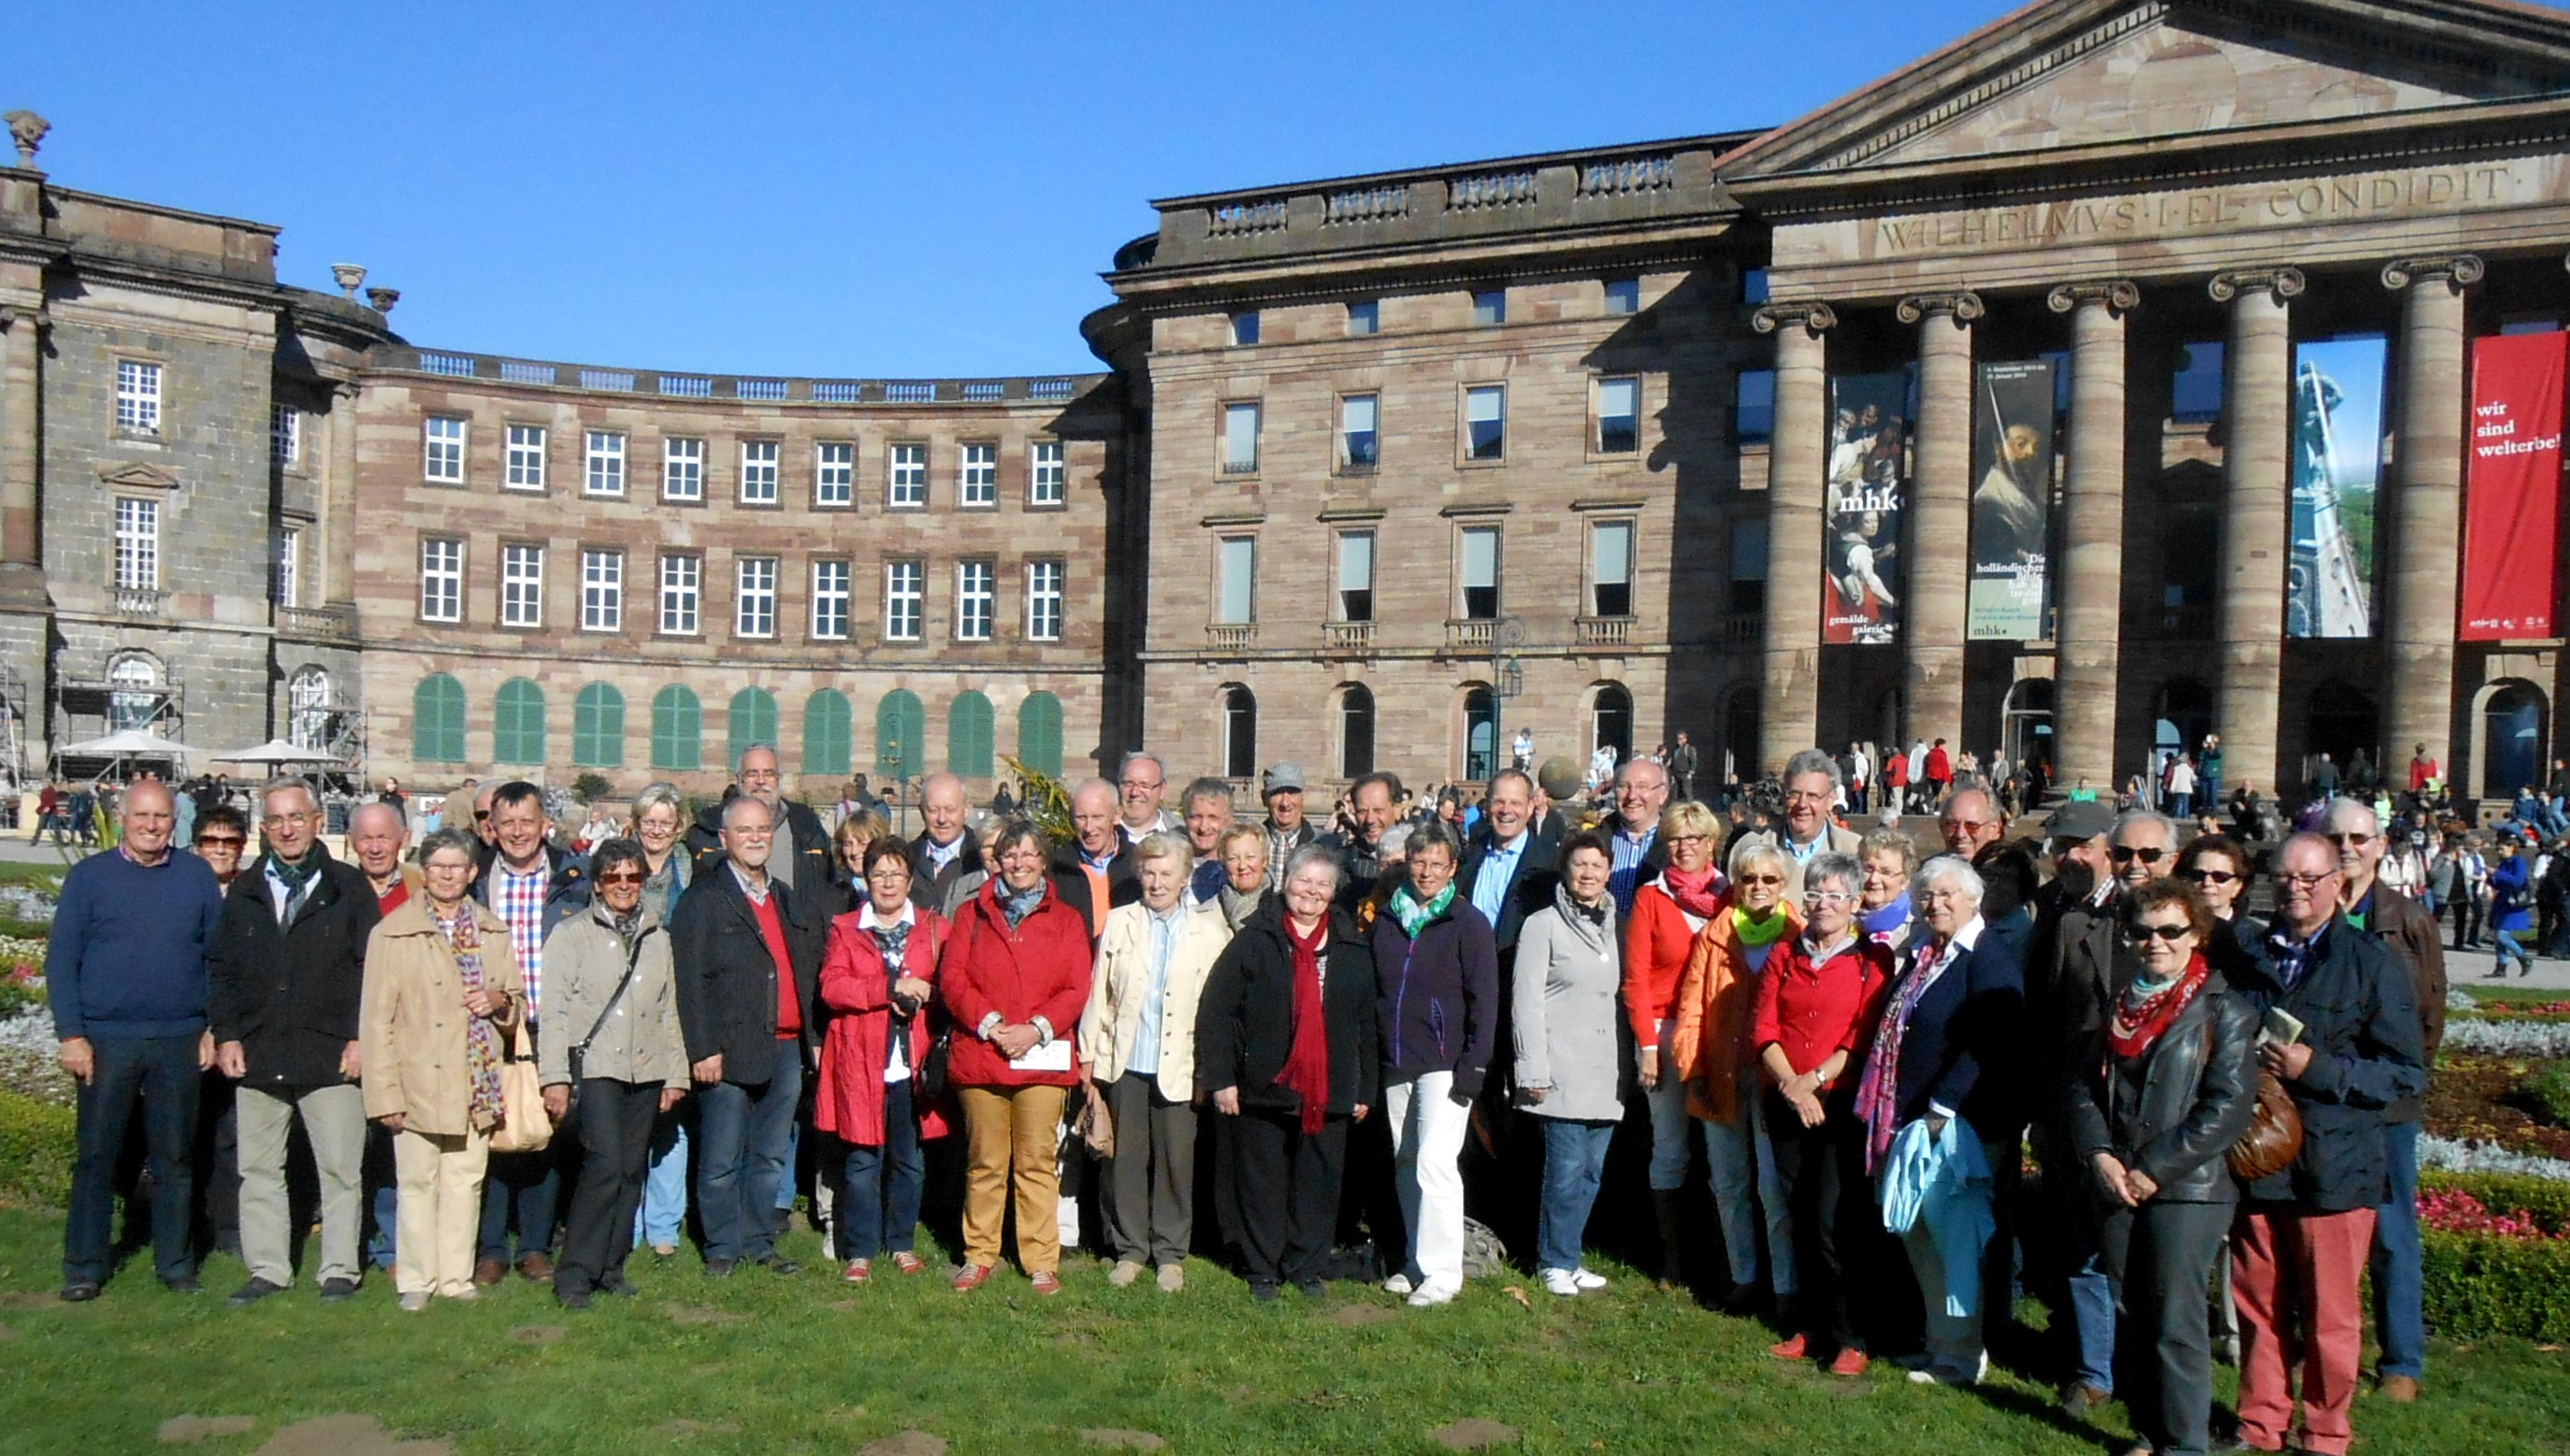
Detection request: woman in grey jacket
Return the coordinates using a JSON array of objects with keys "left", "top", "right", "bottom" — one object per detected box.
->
[
  {"left": 1512, "top": 832, "right": 1626, "bottom": 1297},
  {"left": 537, "top": 839, "right": 689, "bottom": 1307}
]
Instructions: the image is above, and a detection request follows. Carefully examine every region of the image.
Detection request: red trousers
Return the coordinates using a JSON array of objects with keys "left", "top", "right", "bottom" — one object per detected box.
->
[{"left": 2231, "top": 1205, "right": 2376, "bottom": 1456}]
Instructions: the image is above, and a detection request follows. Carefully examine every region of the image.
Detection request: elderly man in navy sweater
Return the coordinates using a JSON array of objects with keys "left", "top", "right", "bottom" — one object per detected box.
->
[{"left": 49, "top": 779, "right": 225, "bottom": 1300}]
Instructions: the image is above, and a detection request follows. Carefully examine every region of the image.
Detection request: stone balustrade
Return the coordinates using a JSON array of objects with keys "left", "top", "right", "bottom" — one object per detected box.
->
[{"left": 380, "top": 348, "right": 1102, "bottom": 406}]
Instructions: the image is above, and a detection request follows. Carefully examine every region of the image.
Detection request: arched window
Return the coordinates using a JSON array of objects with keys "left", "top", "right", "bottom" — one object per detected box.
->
[
  {"left": 287, "top": 666, "right": 332, "bottom": 751},
  {"left": 572, "top": 683, "right": 626, "bottom": 768},
  {"left": 2483, "top": 681, "right": 2548, "bottom": 800},
  {"left": 651, "top": 685, "right": 702, "bottom": 771},
  {"left": 1338, "top": 684, "right": 1376, "bottom": 778},
  {"left": 2003, "top": 677, "right": 2055, "bottom": 783},
  {"left": 949, "top": 690, "right": 995, "bottom": 778},
  {"left": 108, "top": 655, "right": 161, "bottom": 731},
  {"left": 1591, "top": 682, "right": 1633, "bottom": 767},
  {"left": 803, "top": 689, "right": 853, "bottom": 777},
  {"left": 1017, "top": 691, "right": 1064, "bottom": 778},
  {"left": 1463, "top": 685, "right": 1497, "bottom": 782},
  {"left": 875, "top": 689, "right": 925, "bottom": 780},
  {"left": 728, "top": 687, "right": 778, "bottom": 771},
  {"left": 493, "top": 678, "right": 546, "bottom": 765},
  {"left": 413, "top": 673, "right": 466, "bottom": 764},
  {"left": 1723, "top": 683, "right": 1761, "bottom": 784},
  {"left": 1220, "top": 685, "right": 1258, "bottom": 780}
]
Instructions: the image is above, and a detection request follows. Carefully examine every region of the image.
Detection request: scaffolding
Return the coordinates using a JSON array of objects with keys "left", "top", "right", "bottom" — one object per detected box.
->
[{"left": 51, "top": 667, "right": 186, "bottom": 781}]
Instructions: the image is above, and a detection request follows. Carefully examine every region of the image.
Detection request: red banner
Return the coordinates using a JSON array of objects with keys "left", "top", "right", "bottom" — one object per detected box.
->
[{"left": 2461, "top": 330, "right": 2566, "bottom": 641}]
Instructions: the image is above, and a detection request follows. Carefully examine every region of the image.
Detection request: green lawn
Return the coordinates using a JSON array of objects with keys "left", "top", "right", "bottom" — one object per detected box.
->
[{"left": 0, "top": 1207, "right": 2563, "bottom": 1455}]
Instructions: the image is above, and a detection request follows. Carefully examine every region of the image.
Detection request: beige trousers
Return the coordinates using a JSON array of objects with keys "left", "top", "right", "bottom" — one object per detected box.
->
[
  {"left": 237, "top": 1082, "right": 368, "bottom": 1287},
  {"left": 959, "top": 1084, "right": 1068, "bottom": 1274},
  {"left": 393, "top": 1124, "right": 489, "bottom": 1297}
]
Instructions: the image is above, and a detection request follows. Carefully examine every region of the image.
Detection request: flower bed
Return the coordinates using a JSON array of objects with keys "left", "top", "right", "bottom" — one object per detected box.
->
[{"left": 2425, "top": 1055, "right": 2570, "bottom": 1160}]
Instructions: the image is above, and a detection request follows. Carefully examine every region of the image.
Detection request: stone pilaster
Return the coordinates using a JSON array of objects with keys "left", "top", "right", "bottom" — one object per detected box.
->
[
  {"left": 2381, "top": 254, "right": 2482, "bottom": 785},
  {"left": 323, "top": 379, "right": 360, "bottom": 608},
  {"left": 2208, "top": 267, "right": 2303, "bottom": 801},
  {"left": 0, "top": 305, "right": 47, "bottom": 609},
  {"left": 1897, "top": 291, "right": 1981, "bottom": 752},
  {"left": 1753, "top": 300, "right": 1835, "bottom": 776},
  {"left": 2046, "top": 280, "right": 2137, "bottom": 798}
]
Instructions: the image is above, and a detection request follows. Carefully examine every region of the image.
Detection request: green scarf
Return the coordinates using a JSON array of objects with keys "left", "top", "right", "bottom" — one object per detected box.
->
[
  {"left": 263, "top": 845, "right": 325, "bottom": 898},
  {"left": 1392, "top": 881, "right": 1456, "bottom": 938},
  {"left": 1732, "top": 904, "right": 1790, "bottom": 948}
]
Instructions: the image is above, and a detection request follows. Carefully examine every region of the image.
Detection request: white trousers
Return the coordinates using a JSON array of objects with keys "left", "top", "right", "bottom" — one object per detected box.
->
[{"left": 1386, "top": 1071, "right": 1471, "bottom": 1290}]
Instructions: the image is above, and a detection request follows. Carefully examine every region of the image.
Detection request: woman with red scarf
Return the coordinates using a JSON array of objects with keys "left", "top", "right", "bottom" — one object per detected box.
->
[
  {"left": 1623, "top": 799, "right": 1726, "bottom": 1287},
  {"left": 2057, "top": 878, "right": 2257, "bottom": 1456},
  {"left": 1196, "top": 844, "right": 1379, "bottom": 1302}
]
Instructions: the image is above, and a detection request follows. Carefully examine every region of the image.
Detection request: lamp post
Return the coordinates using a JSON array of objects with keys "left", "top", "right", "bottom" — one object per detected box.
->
[{"left": 1489, "top": 616, "right": 1525, "bottom": 781}]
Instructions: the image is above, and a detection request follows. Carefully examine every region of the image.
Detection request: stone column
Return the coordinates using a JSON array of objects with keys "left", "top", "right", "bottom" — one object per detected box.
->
[
  {"left": 2045, "top": 281, "right": 2138, "bottom": 798},
  {"left": 1752, "top": 301, "right": 1835, "bottom": 775},
  {"left": 0, "top": 304, "right": 43, "bottom": 602},
  {"left": 2381, "top": 255, "right": 2482, "bottom": 784},
  {"left": 1897, "top": 291, "right": 1982, "bottom": 752},
  {"left": 322, "top": 380, "right": 360, "bottom": 608},
  {"left": 2207, "top": 267, "right": 2303, "bottom": 801}
]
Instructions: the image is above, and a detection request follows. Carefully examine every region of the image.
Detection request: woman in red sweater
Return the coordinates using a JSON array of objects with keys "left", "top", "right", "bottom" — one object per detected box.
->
[
  {"left": 937, "top": 821, "right": 1094, "bottom": 1294},
  {"left": 816, "top": 837, "right": 951, "bottom": 1284},
  {"left": 1622, "top": 799, "right": 1725, "bottom": 1287}
]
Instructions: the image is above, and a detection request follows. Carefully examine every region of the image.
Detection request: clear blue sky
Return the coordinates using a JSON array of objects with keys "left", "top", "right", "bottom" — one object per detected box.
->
[{"left": 15, "top": 1, "right": 2020, "bottom": 379}]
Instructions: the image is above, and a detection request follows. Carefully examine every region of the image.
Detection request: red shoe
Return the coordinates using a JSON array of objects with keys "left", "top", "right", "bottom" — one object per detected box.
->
[
  {"left": 1828, "top": 1348, "right": 1871, "bottom": 1378},
  {"left": 952, "top": 1262, "right": 992, "bottom": 1292},
  {"left": 1031, "top": 1270, "right": 1062, "bottom": 1297},
  {"left": 841, "top": 1259, "right": 871, "bottom": 1285},
  {"left": 890, "top": 1251, "right": 926, "bottom": 1276},
  {"left": 1768, "top": 1333, "right": 1811, "bottom": 1362}
]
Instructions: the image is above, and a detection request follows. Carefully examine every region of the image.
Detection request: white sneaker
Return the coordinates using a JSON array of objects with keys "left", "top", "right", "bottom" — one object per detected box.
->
[
  {"left": 1541, "top": 1268, "right": 1581, "bottom": 1297},
  {"left": 1383, "top": 1273, "right": 1415, "bottom": 1296},
  {"left": 1406, "top": 1280, "right": 1460, "bottom": 1307},
  {"left": 1571, "top": 1267, "right": 1608, "bottom": 1290}
]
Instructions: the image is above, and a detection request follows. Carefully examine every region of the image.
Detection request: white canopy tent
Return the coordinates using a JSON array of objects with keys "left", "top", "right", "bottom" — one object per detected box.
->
[{"left": 212, "top": 738, "right": 348, "bottom": 767}]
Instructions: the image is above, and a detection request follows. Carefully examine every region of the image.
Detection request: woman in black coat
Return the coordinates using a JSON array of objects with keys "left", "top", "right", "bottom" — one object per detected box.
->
[
  {"left": 2058, "top": 878, "right": 2257, "bottom": 1456},
  {"left": 1196, "top": 843, "right": 1379, "bottom": 1302}
]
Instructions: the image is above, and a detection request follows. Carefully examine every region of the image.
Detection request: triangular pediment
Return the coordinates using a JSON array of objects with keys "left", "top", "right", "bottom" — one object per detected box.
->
[
  {"left": 1725, "top": 0, "right": 2570, "bottom": 180},
  {"left": 96, "top": 460, "right": 180, "bottom": 490}
]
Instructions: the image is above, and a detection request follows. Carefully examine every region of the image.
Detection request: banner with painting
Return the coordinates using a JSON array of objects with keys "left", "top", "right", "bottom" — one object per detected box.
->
[
  {"left": 2288, "top": 337, "right": 2385, "bottom": 638},
  {"left": 2460, "top": 329, "right": 2566, "bottom": 641},
  {"left": 1823, "top": 372, "right": 1910, "bottom": 645},
  {"left": 1966, "top": 359, "right": 2055, "bottom": 640}
]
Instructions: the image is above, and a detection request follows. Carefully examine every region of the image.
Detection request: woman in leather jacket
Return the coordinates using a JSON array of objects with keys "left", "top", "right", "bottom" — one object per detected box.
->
[{"left": 2057, "top": 878, "right": 2257, "bottom": 1456}]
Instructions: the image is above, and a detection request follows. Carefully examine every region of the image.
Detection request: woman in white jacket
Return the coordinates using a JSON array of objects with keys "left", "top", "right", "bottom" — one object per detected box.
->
[
  {"left": 1513, "top": 831, "right": 1627, "bottom": 1296},
  {"left": 1077, "top": 832, "right": 1232, "bottom": 1290}
]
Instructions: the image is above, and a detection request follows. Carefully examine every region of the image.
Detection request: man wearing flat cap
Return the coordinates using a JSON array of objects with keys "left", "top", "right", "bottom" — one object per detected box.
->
[{"left": 1259, "top": 763, "right": 1321, "bottom": 892}]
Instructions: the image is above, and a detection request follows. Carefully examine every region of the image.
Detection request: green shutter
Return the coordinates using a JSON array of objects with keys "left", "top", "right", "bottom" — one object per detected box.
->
[
  {"left": 1017, "top": 690, "right": 1063, "bottom": 778},
  {"left": 412, "top": 673, "right": 466, "bottom": 764},
  {"left": 572, "top": 683, "right": 625, "bottom": 768},
  {"left": 651, "top": 685, "right": 701, "bottom": 771},
  {"left": 802, "top": 689, "right": 852, "bottom": 776},
  {"left": 874, "top": 689, "right": 924, "bottom": 780},
  {"left": 948, "top": 690, "right": 994, "bottom": 779},
  {"left": 493, "top": 678, "right": 546, "bottom": 765},
  {"left": 728, "top": 687, "right": 779, "bottom": 770}
]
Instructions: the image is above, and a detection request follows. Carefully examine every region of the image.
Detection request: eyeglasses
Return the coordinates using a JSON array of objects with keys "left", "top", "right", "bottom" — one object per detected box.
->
[
  {"left": 1803, "top": 890, "right": 1853, "bottom": 906},
  {"left": 2109, "top": 845, "right": 2171, "bottom": 865},
  {"left": 865, "top": 868, "right": 911, "bottom": 883},
  {"left": 1738, "top": 872, "right": 1783, "bottom": 886},
  {"left": 2274, "top": 871, "right": 2337, "bottom": 889},
  {"left": 2122, "top": 922, "right": 2193, "bottom": 944},
  {"left": 1120, "top": 778, "right": 1162, "bottom": 791},
  {"left": 195, "top": 835, "right": 245, "bottom": 850},
  {"left": 2323, "top": 831, "right": 2376, "bottom": 847},
  {"left": 1784, "top": 789, "right": 1832, "bottom": 804},
  {"left": 596, "top": 871, "right": 646, "bottom": 886},
  {"left": 2177, "top": 868, "right": 2239, "bottom": 887},
  {"left": 473, "top": 811, "right": 490, "bottom": 822},
  {"left": 1668, "top": 833, "right": 1711, "bottom": 845}
]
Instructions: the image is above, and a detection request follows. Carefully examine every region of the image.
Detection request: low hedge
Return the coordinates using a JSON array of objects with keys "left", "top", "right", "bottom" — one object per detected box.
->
[
  {"left": 2423, "top": 1229, "right": 2570, "bottom": 1343},
  {"left": 0, "top": 1087, "right": 74, "bottom": 1206}
]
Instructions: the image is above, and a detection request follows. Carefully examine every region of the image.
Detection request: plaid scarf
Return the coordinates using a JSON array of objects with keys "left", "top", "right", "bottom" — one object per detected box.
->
[{"left": 435, "top": 907, "right": 507, "bottom": 1133}]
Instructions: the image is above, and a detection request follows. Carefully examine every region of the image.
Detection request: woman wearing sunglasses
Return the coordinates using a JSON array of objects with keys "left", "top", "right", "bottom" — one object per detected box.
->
[
  {"left": 2058, "top": 878, "right": 2257, "bottom": 1456},
  {"left": 2174, "top": 833, "right": 2263, "bottom": 959}
]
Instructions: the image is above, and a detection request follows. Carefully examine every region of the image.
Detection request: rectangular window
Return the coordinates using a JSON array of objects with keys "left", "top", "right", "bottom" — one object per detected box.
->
[
  {"left": 1591, "top": 520, "right": 1634, "bottom": 617},
  {"left": 500, "top": 543, "right": 544, "bottom": 627},
  {"left": 1597, "top": 376, "right": 1640, "bottom": 454},
  {"left": 739, "top": 440, "right": 780, "bottom": 504},
  {"left": 2171, "top": 341, "right": 2225, "bottom": 425},
  {"left": 585, "top": 430, "right": 626, "bottom": 497},
  {"left": 960, "top": 441, "right": 998, "bottom": 507},
  {"left": 1729, "top": 518, "right": 1769, "bottom": 613},
  {"left": 1336, "top": 530, "right": 1375, "bottom": 622},
  {"left": 1026, "top": 557, "right": 1064, "bottom": 641},
  {"left": 658, "top": 553, "right": 700, "bottom": 634},
  {"left": 113, "top": 497, "right": 158, "bottom": 590},
  {"left": 424, "top": 416, "right": 467, "bottom": 483},
  {"left": 1347, "top": 300, "right": 1379, "bottom": 337},
  {"left": 1216, "top": 536, "right": 1256, "bottom": 625},
  {"left": 1472, "top": 289, "right": 1507, "bottom": 326},
  {"left": 734, "top": 555, "right": 777, "bottom": 637},
  {"left": 505, "top": 424, "right": 546, "bottom": 491},
  {"left": 955, "top": 559, "right": 995, "bottom": 642},
  {"left": 816, "top": 441, "right": 855, "bottom": 506},
  {"left": 1339, "top": 394, "right": 1379, "bottom": 471},
  {"left": 1030, "top": 440, "right": 1066, "bottom": 506},
  {"left": 272, "top": 525, "right": 300, "bottom": 608},
  {"left": 1604, "top": 278, "right": 1641, "bottom": 316},
  {"left": 888, "top": 442, "right": 927, "bottom": 508},
  {"left": 1221, "top": 401, "right": 1261, "bottom": 474},
  {"left": 663, "top": 437, "right": 704, "bottom": 500},
  {"left": 1465, "top": 385, "right": 1507, "bottom": 461},
  {"left": 116, "top": 360, "right": 162, "bottom": 434},
  {"left": 272, "top": 405, "right": 300, "bottom": 469},
  {"left": 811, "top": 558, "right": 851, "bottom": 640},
  {"left": 1736, "top": 369, "right": 1776, "bottom": 445},
  {"left": 1459, "top": 526, "right": 1500, "bottom": 620},
  {"left": 884, "top": 559, "right": 924, "bottom": 641},
  {"left": 581, "top": 548, "right": 623, "bottom": 632},
  {"left": 419, "top": 537, "right": 463, "bottom": 622},
  {"left": 1230, "top": 310, "right": 1261, "bottom": 346}
]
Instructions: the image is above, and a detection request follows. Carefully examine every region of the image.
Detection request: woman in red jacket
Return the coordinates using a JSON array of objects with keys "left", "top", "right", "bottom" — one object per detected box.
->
[
  {"left": 816, "top": 837, "right": 951, "bottom": 1284},
  {"left": 937, "top": 820, "right": 1094, "bottom": 1295}
]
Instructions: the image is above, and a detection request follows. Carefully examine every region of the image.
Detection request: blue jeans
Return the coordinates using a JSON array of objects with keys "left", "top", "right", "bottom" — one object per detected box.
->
[
  {"left": 2496, "top": 928, "right": 2534, "bottom": 973},
  {"left": 1537, "top": 1117, "right": 1616, "bottom": 1274},
  {"left": 694, "top": 1046, "right": 801, "bottom": 1262},
  {"left": 2372, "top": 1118, "right": 2425, "bottom": 1379},
  {"left": 634, "top": 1108, "right": 691, "bottom": 1249},
  {"left": 366, "top": 1121, "right": 400, "bottom": 1271},
  {"left": 2170, "top": 791, "right": 2193, "bottom": 820},
  {"left": 65, "top": 1033, "right": 200, "bottom": 1286},
  {"left": 2060, "top": 1165, "right": 2117, "bottom": 1392},
  {"left": 837, "top": 1077, "right": 925, "bottom": 1260}
]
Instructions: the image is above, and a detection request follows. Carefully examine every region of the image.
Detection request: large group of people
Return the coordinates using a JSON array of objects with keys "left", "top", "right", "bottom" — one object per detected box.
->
[{"left": 48, "top": 735, "right": 2450, "bottom": 1455}]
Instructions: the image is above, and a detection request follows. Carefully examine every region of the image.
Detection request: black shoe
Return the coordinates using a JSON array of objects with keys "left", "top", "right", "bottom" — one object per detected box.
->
[
  {"left": 58, "top": 1280, "right": 100, "bottom": 1303},
  {"left": 226, "top": 1277, "right": 286, "bottom": 1308},
  {"left": 557, "top": 1286, "right": 592, "bottom": 1310},
  {"left": 599, "top": 1272, "right": 639, "bottom": 1298},
  {"left": 752, "top": 1253, "right": 801, "bottom": 1276},
  {"left": 1249, "top": 1281, "right": 1280, "bottom": 1304},
  {"left": 319, "top": 1277, "right": 357, "bottom": 1304},
  {"left": 1295, "top": 1278, "right": 1326, "bottom": 1299},
  {"left": 163, "top": 1275, "right": 200, "bottom": 1295},
  {"left": 703, "top": 1258, "right": 736, "bottom": 1278}
]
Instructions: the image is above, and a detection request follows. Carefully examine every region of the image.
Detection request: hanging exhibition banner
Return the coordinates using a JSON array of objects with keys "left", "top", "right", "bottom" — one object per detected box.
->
[
  {"left": 1822, "top": 371, "right": 1910, "bottom": 645},
  {"left": 2287, "top": 336, "right": 2386, "bottom": 638},
  {"left": 2461, "top": 329, "right": 2566, "bottom": 641},
  {"left": 1966, "top": 359, "right": 2056, "bottom": 640}
]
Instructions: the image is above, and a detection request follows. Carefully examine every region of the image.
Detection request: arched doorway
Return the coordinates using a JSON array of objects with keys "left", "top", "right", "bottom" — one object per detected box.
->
[
  {"left": 2003, "top": 677, "right": 2055, "bottom": 784},
  {"left": 1462, "top": 685, "right": 1497, "bottom": 782},
  {"left": 1220, "top": 685, "right": 1257, "bottom": 780},
  {"left": 1724, "top": 684, "right": 1761, "bottom": 783},
  {"left": 1337, "top": 684, "right": 1376, "bottom": 778},
  {"left": 2155, "top": 678, "right": 2214, "bottom": 804},
  {"left": 2304, "top": 681, "right": 2379, "bottom": 794},
  {"left": 1590, "top": 683, "right": 1633, "bottom": 767},
  {"left": 2482, "top": 680, "right": 2548, "bottom": 800}
]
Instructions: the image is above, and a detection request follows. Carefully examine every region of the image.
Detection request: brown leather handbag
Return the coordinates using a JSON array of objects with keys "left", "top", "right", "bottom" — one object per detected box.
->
[{"left": 2227, "top": 1070, "right": 2303, "bottom": 1181}]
